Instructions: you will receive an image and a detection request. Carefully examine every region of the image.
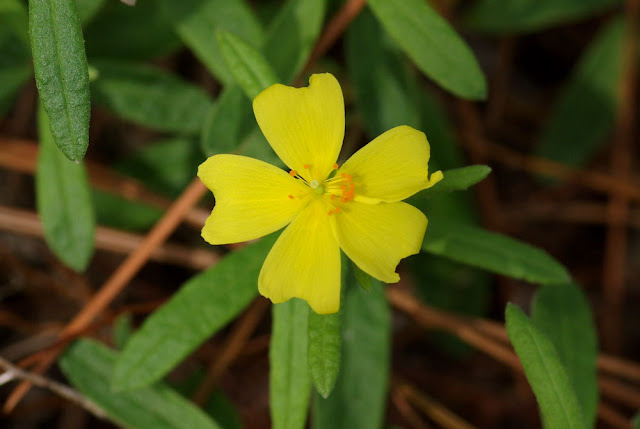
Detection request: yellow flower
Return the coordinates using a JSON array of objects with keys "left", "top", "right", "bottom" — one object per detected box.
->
[{"left": 198, "top": 73, "right": 443, "bottom": 314}]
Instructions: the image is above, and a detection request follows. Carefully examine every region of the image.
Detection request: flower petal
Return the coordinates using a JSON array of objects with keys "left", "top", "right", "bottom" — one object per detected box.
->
[
  {"left": 340, "top": 125, "right": 443, "bottom": 203},
  {"left": 331, "top": 201, "right": 427, "bottom": 283},
  {"left": 253, "top": 73, "right": 344, "bottom": 182},
  {"left": 198, "top": 154, "right": 310, "bottom": 245},
  {"left": 259, "top": 199, "right": 341, "bottom": 314}
]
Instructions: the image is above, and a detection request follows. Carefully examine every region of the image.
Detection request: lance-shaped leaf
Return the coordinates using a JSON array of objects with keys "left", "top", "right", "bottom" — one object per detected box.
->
[
  {"left": 30, "top": 0, "right": 90, "bottom": 161},
  {"left": 313, "top": 280, "right": 391, "bottom": 429},
  {"left": 270, "top": 299, "right": 312, "bottom": 429},
  {"left": 506, "top": 304, "right": 585, "bottom": 429},
  {"left": 91, "top": 60, "right": 213, "bottom": 134},
  {"left": 308, "top": 311, "right": 341, "bottom": 398},
  {"left": 161, "top": 0, "right": 263, "bottom": 84},
  {"left": 535, "top": 18, "right": 623, "bottom": 168},
  {"left": 368, "top": 0, "right": 487, "bottom": 100},
  {"left": 60, "top": 340, "right": 221, "bottom": 429},
  {"left": 423, "top": 215, "right": 570, "bottom": 285},
  {"left": 36, "top": 105, "right": 95, "bottom": 272},
  {"left": 414, "top": 165, "right": 491, "bottom": 198},
  {"left": 464, "top": 0, "right": 619, "bottom": 34},
  {"left": 217, "top": 29, "right": 278, "bottom": 100},
  {"left": 532, "top": 284, "right": 598, "bottom": 428},
  {"left": 113, "top": 235, "right": 276, "bottom": 391}
]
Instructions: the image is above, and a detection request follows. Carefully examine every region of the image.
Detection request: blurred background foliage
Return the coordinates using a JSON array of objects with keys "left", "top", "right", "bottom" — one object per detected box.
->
[{"left": 0, "top": 0, "right": 639, "bottom": 428}]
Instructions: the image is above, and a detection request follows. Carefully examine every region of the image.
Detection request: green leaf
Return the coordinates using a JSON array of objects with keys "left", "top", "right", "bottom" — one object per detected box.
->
[
  {"left": 633, "top": 413, "right": 640, "bottom": 429},
  {"left": 60, "top": 340, "right": 221, "bottom": 429},
  {"left": 270, "top": 299, "right": 312, "bottom": 429},
  {"left": 367, "top": 0, "right": 487, "bottom": 100},
  {"left": 0, "top": 0, "right": 29, "bottom": 46},
  {"left": 464, "top": 0, "right": 619, "bottom": 34},
  {"left": 93, "top": 191, "right": 163, "bottom": 232},
  {"left": 84, "top": 0, "right": 181, "bottom": 60},
  {"left": 346, "top": 8, "right": 421, "bottom": 138},
  {"left": 352, "top": 262, "right": 372, "bottom": 292},
  {"left": 308, "top": 311, "right": 341, "bottom": 398},
  {"left": 505, "top": 304, "right": 586, "bottom": 429},
  {"left": 113, "top": 235, "right": 276, "bottom": 391},
  {"left": 198, "top": 0, "right": 325, "bottom": 159},
  {"left": 36, "top": 105, "right": 95, "bottom": 272},
  {"left": 203, "top": 390, "right": 242, "bottom": 429},
  {"left": 532, "top": 284, "right": 598, "bottom": 428},
  {"left": 201, "top": 86, "right": 253, "bottom": 156},
  {"left": 113, "top": 313, "right": 133, "bottom": 350},
  {"left": 423, "top": 215, "right": 571, "bottom": 285},
  {"left": 263, "top": 0, "right": 326, "bottom": 83},
  {"left": 30, "top": 0, "right": 90, "bottom": 161},
  {"left": 217, "top": 29, "right": 279, "bottom": 100},
  {"left": 0, "top": 24, "right": 31, "bottom": 117},
  {"left": 91, "top": 60, "right": 213, "bottom": 134},
  {"left": 75, "top": 0, "right": 105, "bottom": 26},
  {"left": 313, "top": 280, "right": 391, "bottom": 429},
  {"left": 115, "top": 137, "right": 201, "bottom": 197},
  {"left": 161, "top": 0, "right": 263, "bottom": 84},
  {"left": 535, "top": 18, "right": 623, "bottom": 168},
  {"left": 414, "top": 166, "right": 491, "bottom": 198}
]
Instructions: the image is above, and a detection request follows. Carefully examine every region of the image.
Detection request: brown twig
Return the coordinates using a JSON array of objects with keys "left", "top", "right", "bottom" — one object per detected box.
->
[
  {"left": 460, "top": 132, "right": 640, "bottom": 202},
  {"left": 598, "top": 403, "right": 635, "bottom": 429},
  {"left": 395, "top": 380, "right": 477, "bottom": 429},
  {"left": 298, "top": 0, "right": 367, "bottom": 81},
  {"left": 192, "top": 299, "right": 270, "bottom": 405},
  {"left": 602, "top": 0, "right": 639, "bottom": 352},
  {"left": 0, "top": 205, "right": 220, "bottom": 271},
  {"left": 391, "top": 383, "right": 431, "bottom": 429},
  {"left": 0, "top": 138, "right": 210, "bottom": 229},
  {"left": 387, "top": 287, "right": 640, "bottom": 424},
  {"left": 4, "top": 179, "right": 208, "bottom": 412},
  {"left": 0, "top": 356, "right": 108, "bottom": 421}
]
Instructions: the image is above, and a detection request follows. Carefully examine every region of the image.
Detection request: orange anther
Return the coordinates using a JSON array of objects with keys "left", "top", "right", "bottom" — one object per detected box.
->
[
  {"left": 340, "top": 197, "right": 347, "bottom": 203},
  {"left": 289, "top": 170, "right": 297, "bottom": 177},
  {"left": 334, "top": 207, "right": 341, "bottom": 213},
  {"left": 347, "top": 174, "right": 352, "bottom": 180},
  {"left": 333, "top": 163, "right": 339, "bottom": 170},
  {"left": 341, "top": 173, "right": 346, "bottom": 178},
  {"left": 328, "top": 210, "right": 334, "bottom": 216},
  {"left": 330, "top": 194, "right": 335, "bottom": 200},
  {"left": 288, "top": 195, "right": 294, "bottom": 199},
  {"left": 304, "top": 164, "right": 310, "bottom": 169}
]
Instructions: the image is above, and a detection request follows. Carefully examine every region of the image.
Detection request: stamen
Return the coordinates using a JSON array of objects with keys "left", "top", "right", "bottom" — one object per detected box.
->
[
  {"left": 333, "top": 163, "right": 339, "bottom": 170},
  {"left": 288, "top": 195, "right": 294, "bottom": 199},
  {"left": 304, "top": 164, "right": 310, "bottom": 169},
  {"left": 289, "top": 170, "right": 297, "bottom": 177},
  {"left": 328, "top": 210, "right": 334, "bottom": 216}
]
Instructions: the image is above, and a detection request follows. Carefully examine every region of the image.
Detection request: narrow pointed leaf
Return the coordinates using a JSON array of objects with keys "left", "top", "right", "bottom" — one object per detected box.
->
[
  {"left": 415, "top": 165, "right": 491, "bottom": 198},
  {"left": 36, "top": 105, "right": 95, "bottom": 272},
  {"left": 200, "top": 0, "right": 325, "bottom": 158},
  {"left": 464, "top": 0, "right": 619, "bottom": 34},
  {"left": 84, "top": 0, "right": 180, "bottom": 60},
  {"left": 270, "top": 299, "right": 312, "bottom": 429},
  {"left": 367, "top": 0, "right": 487, "bottom": 100},
  {"left": 201, "top": 86, "right": 253, "bottom": 156},
  {"left": 535, "top": 18, "right": 623, "bottom": 168},
  {"left": 60, "top": 340, "right": 221, "bottom": 429},
  {"left": 30, "top": 0, "right": 90, "bottom": 161},
  {"left": 505, "top": 304, "right": 585, "bottom": 429},
  {"left": 263, "top": 0, "right": 326, "bottom": 83},
  {"left": 91, "top": 60, "right": 213, "bottom": 134},
  {"left": 346, "top": 8, "right": 421, "bottom": 138},
  {"left": 217, "top": 29, "right": 278, "bottom": 100},
  {"left": 532, "top": 284, "right": 598, "bottom": 428},
  {"left": 313, "top": 280, "right": 391, "bottom": 429},
  {"left": 423, "top": 215, "right": 570, "bottom": 285},
  {"left": 308, "top": 311, "right": 341, "bottom": 398},
  {"left": 161, "top": 0, "right": 263, "bottom": 84},
  {"left": 113, "top": 235, "right": 276, "bottom": 391},
  {"left": 0, "top": 0, "right": 29, "bottom": 46}
]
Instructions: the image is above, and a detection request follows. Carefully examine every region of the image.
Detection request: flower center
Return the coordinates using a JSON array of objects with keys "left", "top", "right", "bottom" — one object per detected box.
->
[{"left": 287, "top": 163, "right": 355, "bottom": 214}]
